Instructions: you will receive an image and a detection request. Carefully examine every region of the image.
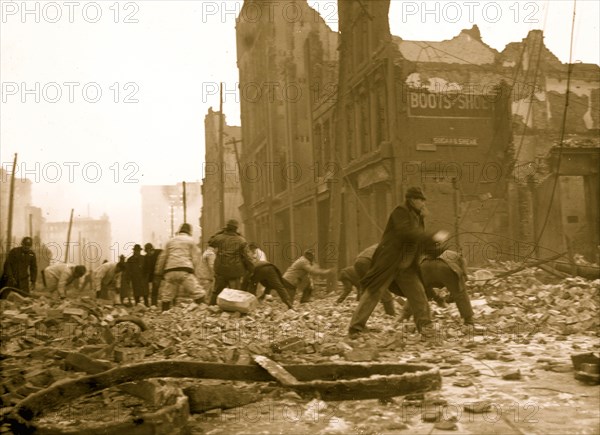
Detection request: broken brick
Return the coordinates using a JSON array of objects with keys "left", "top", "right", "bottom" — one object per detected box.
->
[
  {"left": 62, "top": 308, "right": 87, "bottom": 317},
  {"left": 113, "top": 347, "right": 146, "bottom": 363},
  {"left": 270, "top": 337, "right": 306, "bottom": 353}
]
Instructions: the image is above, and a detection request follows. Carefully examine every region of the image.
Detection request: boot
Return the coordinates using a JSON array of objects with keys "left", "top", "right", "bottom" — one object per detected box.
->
[
  {"left": 161, "top": 301, "right": 171, "bottom": 312},
  {"left": 382, "top": 300, "right": 396, "bottom": 316},
  {"left": 194, "top": 297, "right": 205, "bottom": 305}
]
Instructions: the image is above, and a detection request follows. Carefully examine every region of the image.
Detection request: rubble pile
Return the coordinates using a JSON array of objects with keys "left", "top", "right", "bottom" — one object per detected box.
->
[
  {"left": 466, "top": 266, "right": 600, "bottom": 336},
  {"left": 1, "top": 268, "right": 599, "bottom": 433},
  {"left": 0, "top": 295, "right": 148, "bottom": 412}
]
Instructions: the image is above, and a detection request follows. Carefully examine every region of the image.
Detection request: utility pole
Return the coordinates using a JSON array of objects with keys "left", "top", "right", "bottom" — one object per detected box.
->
[
  {"left": 452, "top": 177, "right": 461, "bottom": 252},
  {"left": 219, "top": 82, "right": 225, "bottom": 227},
  {"left": 285, "top": 67, "right": 295, "bottom": 246},
  {"left": 5, "top": 153, "right": 17, "bottom": 253},
  {"left": 78, "top": 231, "right": 82, "bottom": 264},
  {"left": 65, "top": 209, "right": 74, "bottom": 263},
  {"left": 182, "top": 181, "right": 187, "bottom": 223},
  {"left": 170, "top": 205, "right": 174, "bottom": 237},
  {"left": 229, "top": 137, "right": 248, "bottom": 211}
]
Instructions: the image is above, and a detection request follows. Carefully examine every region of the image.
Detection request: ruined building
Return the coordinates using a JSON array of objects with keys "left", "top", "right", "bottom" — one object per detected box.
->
[
  {"left": 236, "top": 0, "right": 337, "bottom": 267},
  {"left": 201, "top": 108, "right": 243, "bottom": 246},
  {"left": 235, "top": 0, "right": 599, "bottom": 269}
]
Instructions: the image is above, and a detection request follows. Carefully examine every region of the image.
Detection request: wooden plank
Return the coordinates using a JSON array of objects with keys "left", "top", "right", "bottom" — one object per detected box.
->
[
  {"left": 7, "top": 360, "right": 441, "bottom": 426},
  {"left": 252, "top": 355, "right": 300, "bottom": 386}
]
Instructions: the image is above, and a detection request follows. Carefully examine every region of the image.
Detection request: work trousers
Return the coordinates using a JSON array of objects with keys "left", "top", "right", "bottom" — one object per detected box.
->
[
  {"left": 403, "top": 259, "right": 474, "bottom": 322},
  {"left": 247, "top": 266, "right": 293, "bottom": 309},
  {"left": 349, "top": 266, "right": 430, "bottom": 334},
  {"left": 159, "top": 271, "right": 206, "bottom": 303}
]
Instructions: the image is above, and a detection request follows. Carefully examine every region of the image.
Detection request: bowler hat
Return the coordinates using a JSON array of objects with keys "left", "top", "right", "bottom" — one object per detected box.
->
[
  {"left": 226, "top": 219, "right": 239, "bottom": 229},
  {"left": 405, "top": 186, "right": 426, "bottom": 200},
  {"left": 133, "top": 244, "right": 142, "bottom": 251},
  {"left": 179, "top": 223, "right": 192, "bottom": 235}
]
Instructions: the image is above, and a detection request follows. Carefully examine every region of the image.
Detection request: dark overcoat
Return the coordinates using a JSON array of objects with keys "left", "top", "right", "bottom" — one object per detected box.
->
[{"left": 360, "top": 201, "right": 431, "bottom": 292}]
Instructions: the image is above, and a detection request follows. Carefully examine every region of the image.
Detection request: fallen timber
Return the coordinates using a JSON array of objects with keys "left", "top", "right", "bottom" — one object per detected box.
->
[{"left": 7, "top": 359, "right": 441, "bottom": 432}]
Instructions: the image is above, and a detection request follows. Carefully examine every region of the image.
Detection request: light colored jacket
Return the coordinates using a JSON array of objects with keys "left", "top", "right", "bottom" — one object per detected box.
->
[
  {"left": 155, "top": 233, "right": 200, "bottom": 275},
  {"left": 92, "top": 262, "right": 119, "bottom": 293},
  {"left": 196, "top": 247, "right": 216, "bottom": 280},
  {"left": 249, "top": 248, "right": 267, "bottom": 264},
  {"left": 43, "top": 263, "right": 77, "bottom": 295},
  {"left": 283, "top": 256, "right": 329, "bottom": 288}
]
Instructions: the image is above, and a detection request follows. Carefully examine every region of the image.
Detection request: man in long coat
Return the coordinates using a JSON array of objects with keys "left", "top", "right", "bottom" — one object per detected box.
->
[
  {"left": 1, "top": 237, "right": 37, "bottom": 294},
  {"left": 337, "top": 244, "right": 396, "bottom": 316},
  {"left": 209, "top": 219, "right": 254, "bottom": 305},
  {"left": 348, "top": 187, "right": 447, "bottom": 337}
]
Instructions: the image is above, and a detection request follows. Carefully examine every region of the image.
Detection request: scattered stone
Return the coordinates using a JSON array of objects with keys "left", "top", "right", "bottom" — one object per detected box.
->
[
  {"left": 62, "top": 307, "right": 87, "bottom": 317},
  {"left": 452, "top": 379, "right": 473, "bottom": 388},
  {"left": 440, "top": 368, "right": 457, "bottom": 376},
  {"left": 113, "top": 347, "right": 146, "bottom": 363},
  {"left": 501, "top": 369, "right": 521, "bottom": 380},
  {"left": 464, "top": 400, "right": 492, "bottom": 413},
  {"left": 271, "top": 337, "right": 307, "bottom": 353},
  {"left": 183, "top": 384, "right": 261, "bottom": 413},
  {"left": 217, "top": 289, "right": 258, "bottom": 314},
  {"left": 434, "top": 421, "right": 458, "bottom": 430},
  {"left": 344, "top": 348, "right": 379, "bottom": 362},
  {"left": 65, "top": 352, "right": 114, "bottom": 374}
]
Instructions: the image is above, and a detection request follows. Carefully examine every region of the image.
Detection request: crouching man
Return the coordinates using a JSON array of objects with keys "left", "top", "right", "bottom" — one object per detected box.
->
[
  {"left": 42, "top": 263, "right": 87, "bottom": 299},
  {"left": 242, "top": 261, "right": 294, "bottom": 310},
  {"left": 155, "top": 223, "right": 206, "bottom": 311},
  {"left": 402, "top": 250, "right": 475, "bottom": 325}
]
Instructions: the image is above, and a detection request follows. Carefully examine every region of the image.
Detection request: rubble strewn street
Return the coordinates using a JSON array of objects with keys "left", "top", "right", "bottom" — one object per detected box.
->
[{"left": 1, "top": 264, "right": 598, "bottom": 434}]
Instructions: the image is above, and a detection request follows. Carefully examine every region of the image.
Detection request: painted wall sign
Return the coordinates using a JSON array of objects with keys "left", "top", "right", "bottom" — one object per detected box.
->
[
  {"left": 408, "top": 91, "right": 494, "bottom": 118},
  {"left": 432, "top": 137, "right": 479, "bottom": 146}
]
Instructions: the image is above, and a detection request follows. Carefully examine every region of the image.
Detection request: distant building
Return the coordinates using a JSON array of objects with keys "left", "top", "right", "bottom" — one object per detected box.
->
[
  {"left": 141, "top": 182, "right": 202, "bottom": 248},
  {"left": 0, "top": 167, "right": 37, "bottom": 250},
  {"left": 42, "top": 214, "right": 112, "bottom": 268},
  {"left": 201, "top": 108, "right": 243, "bottom": 247}
]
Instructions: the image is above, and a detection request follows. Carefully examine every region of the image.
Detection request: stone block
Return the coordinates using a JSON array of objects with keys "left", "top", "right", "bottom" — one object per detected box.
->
[
  {"left": 65, "top": 352, "right": 114, "bottom": 374},
  {"left": 114, "top": 347, "right": 146, "bottom": 363},
  {"left": 270, "top": 336, "right": 306, "bottom": 353},
  {"left": 217, "top": 289, "right": 258, "bottom": 314},
  {"left": 118, "top": 380, "right": 167, "bottom": 406},
  {"left": 62, "top": 308, "right": 87, "bottom": 317},
  {"left": 183, "top": 384, "right": 260, "bottom": 413}
]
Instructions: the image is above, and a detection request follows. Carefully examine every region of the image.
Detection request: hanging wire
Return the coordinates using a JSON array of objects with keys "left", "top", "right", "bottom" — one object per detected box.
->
[{"left": 520, "top": 0, "right": 579, "bottom": 262}]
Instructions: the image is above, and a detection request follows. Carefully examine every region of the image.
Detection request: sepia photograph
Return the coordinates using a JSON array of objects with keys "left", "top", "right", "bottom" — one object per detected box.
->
[{"left": 1, "top": 1, "right": 599, "bottom": 433}]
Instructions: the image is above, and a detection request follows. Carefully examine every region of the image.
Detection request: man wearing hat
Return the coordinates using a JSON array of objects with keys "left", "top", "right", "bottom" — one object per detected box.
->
[
  {"left": 123, "top": 244, "right": 148, "bottom": 306},
  {"left": 348, "top": 186, "right": 448, "bottom": 339},
  {"left": 1, "top": 236, "right": 37, "bottom": 294},
  {"left": 208, "top": 219, "right": 254, "bottom": 305},
  {"left": 143, "top": 243, "right": 163, "bottom": 307},
  {"left": 155, "top": 223, "right": 206, "bottom": 311}
]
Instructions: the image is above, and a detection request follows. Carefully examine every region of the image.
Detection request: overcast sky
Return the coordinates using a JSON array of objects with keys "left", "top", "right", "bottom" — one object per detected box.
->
[{"left": 1, "top": 0, "right": 598, "bottom": 252}]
